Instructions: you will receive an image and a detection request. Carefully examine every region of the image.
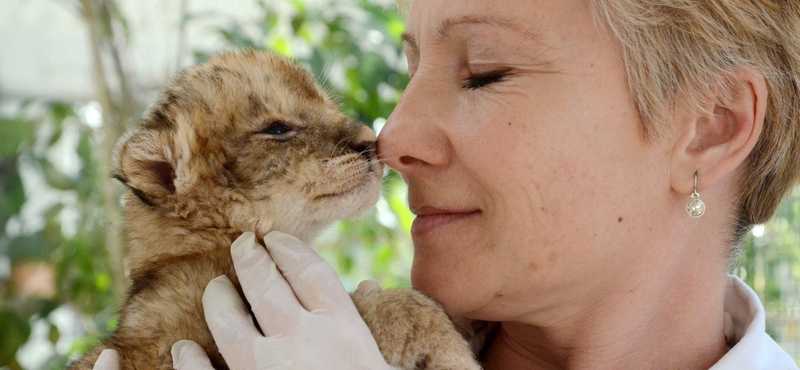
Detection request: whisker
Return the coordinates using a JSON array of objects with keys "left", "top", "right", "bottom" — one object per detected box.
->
[
  {"left": 329, "top": 137, "right": 351, "bottom": 159},
  {"left": 330, "top": 138, "right": 352, "bottom": 159},
  {"left": 334, "top": 135, "right": 357, "bottom": 158}
]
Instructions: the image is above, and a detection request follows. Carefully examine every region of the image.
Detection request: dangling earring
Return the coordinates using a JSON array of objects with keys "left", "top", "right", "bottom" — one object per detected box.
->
[{"left": 686, "top": 171, "right": 705, "bottom": 218}]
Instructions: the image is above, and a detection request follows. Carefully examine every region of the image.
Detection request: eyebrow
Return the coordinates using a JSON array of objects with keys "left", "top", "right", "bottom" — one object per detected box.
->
[
  {"left": 401, "top": 32, "right": 419, "bottom": 52},
  {"left": 400, "top": 15, "right": 542, "bottom": 50}
]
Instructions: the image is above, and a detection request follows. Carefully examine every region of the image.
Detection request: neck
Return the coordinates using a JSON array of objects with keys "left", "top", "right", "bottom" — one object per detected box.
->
[
  {"left": 123, "top": 196, "right": 242, "bottom": 277},
  {"left": 122, "top": 193, "right": 331, "bottom": 277},
  {"left": 482, "top": 235, "right": 729, "bottom": 370}
]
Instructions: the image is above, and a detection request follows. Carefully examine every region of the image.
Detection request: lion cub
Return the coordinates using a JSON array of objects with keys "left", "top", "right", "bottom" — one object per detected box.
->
[{"left": 66, "top": 50, "right": 480, "bottom": 370}]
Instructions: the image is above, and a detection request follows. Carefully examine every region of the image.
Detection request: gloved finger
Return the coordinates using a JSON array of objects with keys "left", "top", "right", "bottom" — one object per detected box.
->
[
  {"left": 230, "top": 232, "right": 304, "bottom": 334},
  {"left": 252, "top": 336, "right": 292, "bottom": 369},
  {"left": 171, "top": 340, "right": 215, "bottom": 370},
  {"left": 355, "top": 279, "right": 381, "bottom": 294},
  {"left": 263, "top": 231, "right": 352, "bottom": 312},
  {"left": 202, "top": 275, "right": 263, "bottom": 368},
  {"left": 92, "top": 349, "right": 119, "bottom": 370}
]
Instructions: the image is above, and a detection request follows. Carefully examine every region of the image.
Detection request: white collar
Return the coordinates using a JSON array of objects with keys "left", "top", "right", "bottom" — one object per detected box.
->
[{"left": 710, "top": 275, "right": 798, "bottom": 369}]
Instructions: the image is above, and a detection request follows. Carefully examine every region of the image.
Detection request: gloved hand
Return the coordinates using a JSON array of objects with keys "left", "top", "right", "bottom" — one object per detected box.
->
[
  {"left": 91, "top": 349, "right": 119, "bottom": 370},
  {"left": 172, "top": 231, "right": 398, "bottom": 370}
]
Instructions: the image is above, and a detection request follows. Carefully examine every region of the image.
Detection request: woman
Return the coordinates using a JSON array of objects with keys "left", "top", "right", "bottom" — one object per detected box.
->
[{"left": 95, "top": 0, "right": 800, "bottom": 368}]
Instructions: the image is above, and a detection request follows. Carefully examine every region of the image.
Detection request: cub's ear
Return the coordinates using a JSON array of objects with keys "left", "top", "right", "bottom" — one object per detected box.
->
[{"left": 112, "top": 129, "right": 177, "bottom": 206}]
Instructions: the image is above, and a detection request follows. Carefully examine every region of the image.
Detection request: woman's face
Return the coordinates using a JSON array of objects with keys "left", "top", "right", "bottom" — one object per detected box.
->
[{"left": 378, "top": 0, "right": 675, "bottom": 319}]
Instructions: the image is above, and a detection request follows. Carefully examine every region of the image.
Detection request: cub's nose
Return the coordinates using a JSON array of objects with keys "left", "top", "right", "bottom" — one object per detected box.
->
[
  {"left": 350, "top": 140, "right": 377, "bottom": 161},
  {"left": 349, "top": 124, "right": 377, "bottom": 161},
  {"left": 350, "top": 141, "right": 377, "bottom": 161}
]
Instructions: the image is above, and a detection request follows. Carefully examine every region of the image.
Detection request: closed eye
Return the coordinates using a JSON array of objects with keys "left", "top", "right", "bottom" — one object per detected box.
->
[
  {"left": 262, "top": 122, "right": 292, "bottom": 135},
  {"left": 259, "top": 121, "right": 297, "bottom": 141},
  {"left": 462, "top": 68, "right": 512, "bottom": 90}
]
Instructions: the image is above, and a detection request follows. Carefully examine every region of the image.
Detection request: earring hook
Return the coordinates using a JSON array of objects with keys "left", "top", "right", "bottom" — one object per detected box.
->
[{"left": 686, "top": 171, "right": 705, "bottom": 218}]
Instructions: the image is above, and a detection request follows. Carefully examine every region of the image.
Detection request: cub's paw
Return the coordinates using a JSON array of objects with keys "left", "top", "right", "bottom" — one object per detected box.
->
[{"left": 351, "top": 288, "right": 482, "bottom": 370}]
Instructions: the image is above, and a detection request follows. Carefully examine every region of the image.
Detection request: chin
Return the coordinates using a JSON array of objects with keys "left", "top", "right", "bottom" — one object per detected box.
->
[
  {"left": 342, "top": 177, "right": 382, "bottom": 218},
  {"left": 409, "top": 229, "right": 500, "bottom": 317},
  {"left": 410, "top": 253, "right": 475, "bottom": 316},
  {"left": 312, "top": 175, "right": 382, "bottom": 222}
]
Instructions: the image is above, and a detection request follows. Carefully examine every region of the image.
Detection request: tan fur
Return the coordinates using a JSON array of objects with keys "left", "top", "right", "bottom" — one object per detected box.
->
[
  {"left": 353, "top": 288, "right": 484, "bottom": 369},
  {"left": 66, "top": 50, "right": 479, "bottom": 370}
]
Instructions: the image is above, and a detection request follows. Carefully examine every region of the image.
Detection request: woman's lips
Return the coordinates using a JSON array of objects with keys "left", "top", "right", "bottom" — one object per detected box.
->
[{"left": 410, "top": 208, "right": 481, "bottom": 236}]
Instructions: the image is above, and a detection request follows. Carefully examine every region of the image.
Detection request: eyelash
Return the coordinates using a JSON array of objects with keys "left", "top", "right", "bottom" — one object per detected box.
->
[{"left": 462, "top": 68, "right": 512, "bottom": 90}]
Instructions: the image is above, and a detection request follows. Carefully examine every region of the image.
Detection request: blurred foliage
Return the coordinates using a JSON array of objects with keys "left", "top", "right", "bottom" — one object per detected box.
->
[
  {"left": 733, "top": 187, "right": 800, "bottom": 356},
  {"left": 1, "top": 1, "right": 411, "bottom": 369},
  {"left": 0, "top": 101, "right": 120, "bottom": 369},
  {"left": 0, "top": 0, "right": 798, "bottom": 369}
]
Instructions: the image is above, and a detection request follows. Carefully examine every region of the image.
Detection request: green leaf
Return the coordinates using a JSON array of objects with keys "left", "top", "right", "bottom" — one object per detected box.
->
[
  {"left": 290, "top": 16, "right": 305, "bottom": 33},
  {"left": 94, "top": 273, "right": 111, "bottom": 292},
  {"left": 48, "top": 323, "right": 60, "bottom": 344},
  {"left": 106, "top": 0, "right": 132, "bottom": 41},
  {"left": 271, "top": 36, "right": 292, "bottom": 56},
  {"left": 42, "top": 160, "right": 79, "bottom": 191},
  {"left": 0, "top": 159, "right": 25, "bottom": 227},
  {"left": 290, "top": 0, "right": 307, "bottom": 14},
  {"left": 217, "top": 25, "right": 258, "bottom": 49},
  {"left": 386, "top": 175, "right": 413, "bottom": 232},
  {"left": 0, "top": 310, "right": 31, "bottom": 365},
  {"left": 106, "top": 314, "right": 119, "bottom": 332},
  {"left": 193, "top": 51, "right": 212, "bottom": 65},
  {"left": 8, "top": 234, "right": 50, "bottom": 262},
  {"left": 0, "top": 118, "right": 34, "bottom": 157},
  {"left": 387, "top": 18, "right": 406, "bottom": 40},
  {"left": 50, "top": 103, "right": 73, "bottom": 125}
]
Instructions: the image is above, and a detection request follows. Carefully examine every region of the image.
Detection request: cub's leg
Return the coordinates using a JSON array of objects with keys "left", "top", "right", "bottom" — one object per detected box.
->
[{"left": 352, "top": 288, "right": 483, "bottom": 370}]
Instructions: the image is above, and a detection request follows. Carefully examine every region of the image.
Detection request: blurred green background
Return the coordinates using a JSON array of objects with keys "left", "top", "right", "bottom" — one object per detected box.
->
[{"left": 0, "top": 0, "right": 797, "bottom": 368}]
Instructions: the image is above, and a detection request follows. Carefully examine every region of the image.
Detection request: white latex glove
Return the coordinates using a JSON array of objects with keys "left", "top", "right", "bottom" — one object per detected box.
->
[
  {"left": 91, "top": 349, "right": 119, "bottom": 370},
  {"left": 172, "top": 231, "right": 398, "bottom": 370}
]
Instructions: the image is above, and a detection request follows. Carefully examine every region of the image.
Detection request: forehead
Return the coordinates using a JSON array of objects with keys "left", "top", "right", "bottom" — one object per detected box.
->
[
  {"left": 162, "top": 52, "right": 336, "bottom": 132},
  {"left": 404, "top": 0, "right": 591, "bottom": 45},
  {"left": 188, "top": 52, "right": 328, "bottom": 106}
]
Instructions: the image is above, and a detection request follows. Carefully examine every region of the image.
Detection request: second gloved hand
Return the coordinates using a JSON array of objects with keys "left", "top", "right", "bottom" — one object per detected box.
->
[{"left": 191, "top": 231, "right": 399, "bottom": 370}]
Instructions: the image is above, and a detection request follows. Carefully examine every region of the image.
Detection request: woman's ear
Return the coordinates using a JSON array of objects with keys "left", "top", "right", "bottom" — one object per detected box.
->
[{"left": 670, "top": 70, "right": 768, "bottom": 195}]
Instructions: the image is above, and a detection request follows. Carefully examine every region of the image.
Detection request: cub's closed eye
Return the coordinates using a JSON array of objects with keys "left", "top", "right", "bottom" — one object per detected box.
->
[
  {"left": 262, "top": 122, "right": 292, "bottom": 135},
  {"left": 259, "top": 121, "right": 296, "bottom": 141}
]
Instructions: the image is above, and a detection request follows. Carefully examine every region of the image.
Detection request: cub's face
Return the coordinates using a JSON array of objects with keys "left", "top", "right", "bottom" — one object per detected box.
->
[{"left": 114, "top": 50, "right": 383, "bottom": 237}]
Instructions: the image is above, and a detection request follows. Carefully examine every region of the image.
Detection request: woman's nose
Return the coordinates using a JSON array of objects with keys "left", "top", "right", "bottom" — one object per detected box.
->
[{"left": 377, "top": 76, "right": 451, "bottom": 174}]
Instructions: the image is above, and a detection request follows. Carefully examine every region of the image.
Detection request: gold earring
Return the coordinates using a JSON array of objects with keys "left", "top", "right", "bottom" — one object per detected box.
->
[{"left": 686, "top": 172, "right": 705, "bottom": 218}]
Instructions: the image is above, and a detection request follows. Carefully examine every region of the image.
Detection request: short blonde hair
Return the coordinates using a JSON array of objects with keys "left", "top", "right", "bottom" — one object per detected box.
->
[
  {"left": 591, "top": 0, "right": 800, "bottom": 249},
  {"left": 395, "top": 0, "right": 800, "bottom": 248}
]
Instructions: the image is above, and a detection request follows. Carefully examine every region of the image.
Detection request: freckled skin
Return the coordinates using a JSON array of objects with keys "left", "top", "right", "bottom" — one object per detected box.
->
[
  {"left": 378, "top": 0, "right": 737, "bottom": 369},
  {"left": 380, "top": 0, "right": 664, "bottom": 321}
]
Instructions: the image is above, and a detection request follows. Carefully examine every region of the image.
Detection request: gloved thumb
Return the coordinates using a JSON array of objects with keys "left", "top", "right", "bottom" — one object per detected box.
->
[
  {"left": 355, "top": 279, "right": 381, "bottom": 295},
  {"left": 92, "top": 349, "right": 119, "bottom": 370},
  {"left": 171, "top": 340, "right": 215, "bottom": 370}
]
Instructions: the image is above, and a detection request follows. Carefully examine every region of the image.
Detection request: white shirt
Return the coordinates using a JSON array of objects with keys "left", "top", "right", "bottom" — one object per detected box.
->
[{"left": 710, "top": 275, "right": 798, "bottom": 369}]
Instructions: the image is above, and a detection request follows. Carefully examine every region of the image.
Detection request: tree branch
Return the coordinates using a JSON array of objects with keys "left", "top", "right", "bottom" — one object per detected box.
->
[{"left": 80, "top": 0, "right": 133, "bottom": 305}]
